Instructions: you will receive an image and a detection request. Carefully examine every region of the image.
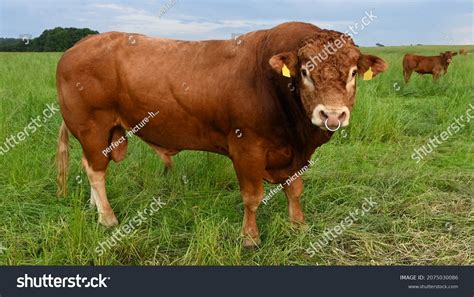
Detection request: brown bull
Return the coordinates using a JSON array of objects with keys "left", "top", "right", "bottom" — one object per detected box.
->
[
  {"left": 403, "top": 51, "right": 457, "bottom": 82},
  {"left": 56, "top": 22, "right": 387, "bottom": 247}
]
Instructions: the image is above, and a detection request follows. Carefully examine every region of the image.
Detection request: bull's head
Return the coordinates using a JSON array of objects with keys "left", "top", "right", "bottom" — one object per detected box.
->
[
  {"left": 269, "top": 30, "right": 387, "bottom": 131},
  {"left": 441, "top": 51, "right": 457, "bottom": 65}
]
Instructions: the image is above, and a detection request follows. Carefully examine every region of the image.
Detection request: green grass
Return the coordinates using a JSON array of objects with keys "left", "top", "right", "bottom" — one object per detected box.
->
[{"left": 0, "top": 45, "right": 473, "bottom": 265}]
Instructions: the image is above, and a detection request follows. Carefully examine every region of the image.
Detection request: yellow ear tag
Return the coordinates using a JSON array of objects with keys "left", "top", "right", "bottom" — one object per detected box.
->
[
  {"left": 363, "top": 67, "right": 373, "bottom": 81},
  {"left": 282, "top": 64, "right": 291, "bottom": 78}
]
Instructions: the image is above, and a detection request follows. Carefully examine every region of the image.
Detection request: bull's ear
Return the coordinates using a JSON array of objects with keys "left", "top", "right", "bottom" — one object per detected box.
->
[
  {"left": 358, "top": 54, "right": 388, "bottom": 77},
  {"left": 452, "top": 52, "right": 458, "bottom": 56},
  {"left": 269, "top": 52, "right": 298, "bottom": 77}
]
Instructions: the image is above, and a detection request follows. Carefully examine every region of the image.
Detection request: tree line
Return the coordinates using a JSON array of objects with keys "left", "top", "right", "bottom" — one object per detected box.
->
[{"left": 0, "top": 27, "right": 98, "bottom": 52}]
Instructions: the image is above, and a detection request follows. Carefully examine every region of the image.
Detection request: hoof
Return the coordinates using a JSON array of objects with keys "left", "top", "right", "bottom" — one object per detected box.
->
[
  {"left": 289, "top": 210, "right": 305, "bottom": 225},
  {"left": 290, "top": 217, "right": 306, "bottom": 225},
  {"left": 163, "top": 166, "right": 171, "bottom": 175},
  {"left": 291, "top": 221, "right": 309, "bottom": 232},
  {"left": 242, "top": 236, "right": 261, "bottom": 248},
  {"left": 98, "top": 212, "right": 119, "bottom": 227}
]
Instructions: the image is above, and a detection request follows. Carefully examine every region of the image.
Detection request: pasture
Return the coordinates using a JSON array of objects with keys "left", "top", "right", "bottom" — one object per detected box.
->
[{"left": 0, "top": 45, "right": 472, "bottom": 265}]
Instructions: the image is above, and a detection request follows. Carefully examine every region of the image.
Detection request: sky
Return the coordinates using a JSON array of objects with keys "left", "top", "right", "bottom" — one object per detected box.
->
[{"left": 0, "top": 0, "right": 472, "bottom": 46}]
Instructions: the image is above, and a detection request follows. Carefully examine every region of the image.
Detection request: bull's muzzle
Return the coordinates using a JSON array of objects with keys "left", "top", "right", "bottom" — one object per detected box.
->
[{"left": 311, "top": 104, "right": 350, "bottom": 131}]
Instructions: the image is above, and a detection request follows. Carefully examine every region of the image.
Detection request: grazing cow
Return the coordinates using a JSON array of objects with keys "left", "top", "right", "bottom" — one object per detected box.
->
[
  {"left": 459, "top": 48, "right": 468, "bottom": 56},
  {"left": 56, "top": 22, "right": 387, "bottom": 247},
  {"left": 403, "top": 51, "right": 457, "bottom": 82}
]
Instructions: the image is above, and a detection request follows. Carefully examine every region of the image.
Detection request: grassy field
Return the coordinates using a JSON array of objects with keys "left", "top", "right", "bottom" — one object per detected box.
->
[{"left": 0, "top": 45, "right": 472, "bottom": 265}]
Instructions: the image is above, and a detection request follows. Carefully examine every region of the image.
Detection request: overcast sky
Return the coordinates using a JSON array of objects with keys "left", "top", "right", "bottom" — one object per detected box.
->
[{"left": 0, "top": 0, "right": 472, "bottom": 46}]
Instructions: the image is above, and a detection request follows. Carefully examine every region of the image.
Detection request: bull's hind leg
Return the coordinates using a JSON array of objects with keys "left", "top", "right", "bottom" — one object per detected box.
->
[
  {"left": 147, "top": 143, "right": 178, "bottom": 173},
  {"left": 82, "top": 156, "right": 118, "bottom": 227},
  {"left": 79, "top": 126, "right": 120, "bottom": 227},
  {"left": 148, "top": 143, "right": 177, "bottom": 173},
  {"left": 403, "top": 69, "right": 412, "bottom": 83}
]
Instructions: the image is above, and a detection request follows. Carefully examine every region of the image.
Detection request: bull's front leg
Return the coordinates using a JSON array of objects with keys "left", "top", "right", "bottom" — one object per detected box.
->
[
  {"left": 239, "top": 177, "right": 264, "bottom": 247},
  {"left": 433, "top": 69, "right": 441, "bottom": 81},
  {"left": 283, "top": 176, "right": 305, "bottom": 224},
  {"left": 230, "top": 144, "right": 265, "bottom": 248}
]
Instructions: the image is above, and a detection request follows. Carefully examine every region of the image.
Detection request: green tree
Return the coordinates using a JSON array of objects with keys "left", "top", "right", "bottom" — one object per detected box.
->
[{"left": 0, "top": 27, "right": 99, "bottom": 52}]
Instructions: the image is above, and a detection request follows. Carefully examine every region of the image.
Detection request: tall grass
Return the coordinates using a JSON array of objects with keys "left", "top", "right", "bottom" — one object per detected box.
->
[{"left": 0, "top": 45, "right": 472, "bottom": 265}]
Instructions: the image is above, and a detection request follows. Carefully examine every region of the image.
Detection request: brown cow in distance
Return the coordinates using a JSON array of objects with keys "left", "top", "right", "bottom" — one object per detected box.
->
[
  {"left": 459, "top": 48, "right": 468, "bottom": 56},
  {"left": 56, "top": 22, "right": 387, "bottom": 247},
  {"left": 403, "top": 51, "right": 457, "bottom": 82}
]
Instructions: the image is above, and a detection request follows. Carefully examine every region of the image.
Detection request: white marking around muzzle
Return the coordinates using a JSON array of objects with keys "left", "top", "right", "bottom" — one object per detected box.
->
[{"left": 311, "top": 104, "right": 350, "bottom": 129}]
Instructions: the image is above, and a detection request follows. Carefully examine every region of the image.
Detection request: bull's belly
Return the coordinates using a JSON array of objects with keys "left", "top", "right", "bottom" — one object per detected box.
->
[
  {"left": 123, "top": 115, "right": 229, "bottom": 154},
  {"left": 113, "top": 89, "right": 229, "bottom": 154},
  {"left": 117, "top": 107, "right": 316, "bottom": 184},
  {"left": 415, "top": 70, "right": 432, "bottom": 74}
]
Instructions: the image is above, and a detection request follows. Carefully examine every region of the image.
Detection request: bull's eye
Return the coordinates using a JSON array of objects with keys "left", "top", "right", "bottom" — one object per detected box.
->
[
  {"left": 351, "top": 69, "right": 358, "bottom": 78},
  {"left": 301, "top": 69, "right": 308, "bottom": 77}
]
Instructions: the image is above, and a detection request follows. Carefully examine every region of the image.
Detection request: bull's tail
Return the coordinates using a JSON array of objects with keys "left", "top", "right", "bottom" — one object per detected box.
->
[{"left": 56, "top": 121, "right": 70, "bottom": 197}]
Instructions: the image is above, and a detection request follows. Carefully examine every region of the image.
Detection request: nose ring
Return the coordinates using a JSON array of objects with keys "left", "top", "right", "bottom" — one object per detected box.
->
[{"left": 324, "top": 119, "right": 341, "bottom": 132}]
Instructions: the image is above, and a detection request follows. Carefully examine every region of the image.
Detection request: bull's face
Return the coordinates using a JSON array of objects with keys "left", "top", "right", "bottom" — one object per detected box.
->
[
  {"left": 441, "top": 51, "right": 457, "bottom": 64},
  {"left": 269, "top": 32, "right": 387, "bottom": 131}
]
